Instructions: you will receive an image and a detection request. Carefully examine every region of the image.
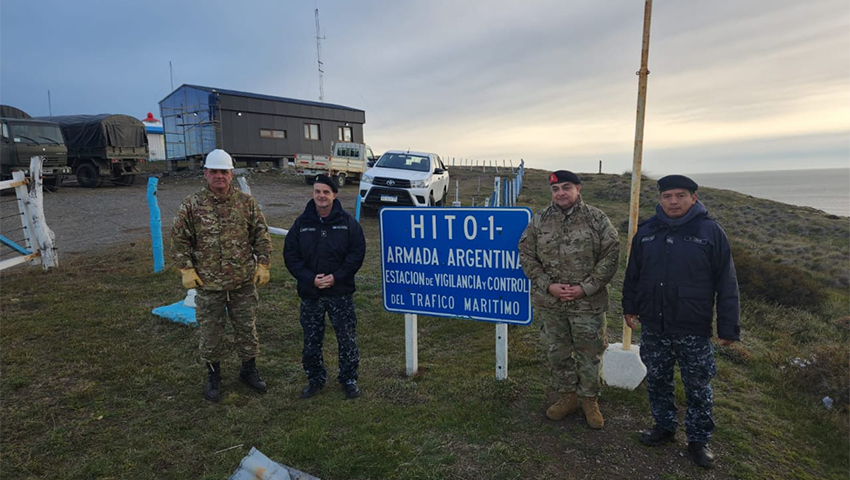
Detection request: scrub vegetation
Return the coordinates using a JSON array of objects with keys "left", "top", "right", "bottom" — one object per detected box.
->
[{"left": 1, "top": 167, "right": 847, "bottom": 479}]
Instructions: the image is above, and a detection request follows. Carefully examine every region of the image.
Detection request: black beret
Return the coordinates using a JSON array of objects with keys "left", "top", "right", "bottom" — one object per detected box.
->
[
  {"left": 314, "top": 174, "right": 338, "bottom": 193},
  {"left": 657, "top": 174, "right": 698, "bottom": 192},
  {"left": 549, "top": 170, "right": 581, "bottom": 185}
]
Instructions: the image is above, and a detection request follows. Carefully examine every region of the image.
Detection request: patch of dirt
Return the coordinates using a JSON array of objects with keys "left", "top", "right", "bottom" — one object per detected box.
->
[
  {"left": 524, "top": 396, "right": 734, "bottom": 479},
  {"left": 35, "top": 170, "right": 364, "bottom": 258},
  {"left": 449, "top": 392, "right": 736, "bottom": 480}
]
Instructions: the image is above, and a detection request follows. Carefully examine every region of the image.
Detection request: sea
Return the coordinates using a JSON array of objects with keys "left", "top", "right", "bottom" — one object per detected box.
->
[{"left": 688, "top": 168, "right": 850, "bottom": 217}]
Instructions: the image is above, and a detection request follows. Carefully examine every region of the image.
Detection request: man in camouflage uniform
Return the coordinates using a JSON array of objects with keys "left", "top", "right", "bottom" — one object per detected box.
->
[
  {"left": 518, "top": 170, "right": 620, "bottom": 429},
  {"left": 171, "top": 149, "right": 273, "bottom": 402},
  {"left": 284, "top": 174, "right": 366, "bottom": 400},
  {"left": 623, "top": 174, "right": 740, "bottom": 468}
]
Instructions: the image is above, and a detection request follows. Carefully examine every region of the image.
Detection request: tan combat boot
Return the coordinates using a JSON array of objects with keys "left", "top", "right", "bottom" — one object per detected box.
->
[
  {"left": 545, "top": 392, "right": 579, "bottom": 420},
  {"left": 581, "top": 396, "right": 604, "bottom": 429}
]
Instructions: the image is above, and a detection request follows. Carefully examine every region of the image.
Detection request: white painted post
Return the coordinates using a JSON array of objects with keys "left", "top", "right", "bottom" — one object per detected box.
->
[
  {"left": 12, "top": 170, "right": 35, "bottom": 254},
  {"left": 237, "top": 176, "right": 251, "bottom": 195},
  {"left": 493, "top": 176, "right": 508, "bottom": 380},
  {"left": 25, "top": 157, "right": 57, "bottom": 270},
  {"left": 452, "top": 179, "right": 461, "bottom": 207},
  {"left": 405, "top": 313, "right": 418, "bottom": 376},
  {"left": 496, "top": 323, "right": 508, "bottom": 380}
]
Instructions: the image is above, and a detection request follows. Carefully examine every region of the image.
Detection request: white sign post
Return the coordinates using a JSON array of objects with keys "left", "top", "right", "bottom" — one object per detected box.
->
[
  {"left": 493, "top": 177, "right": 508, "bottom": 380},
  {"left": 380, "top": 207, "right": 532, "bottom": 380},
  {"left": 405, "top": 313, "right": 418, "bottom": 376},
  {"left": 495, "top": 323, "right": 508, "bottom": 380}
]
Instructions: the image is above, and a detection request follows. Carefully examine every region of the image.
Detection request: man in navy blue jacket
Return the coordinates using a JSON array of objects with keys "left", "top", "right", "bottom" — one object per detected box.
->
[
  {"left": 284, "top": 174, "right": 367, "bottom": 399},
  {"left": 622, "top": 174, "right": 740, "bottom": 469}
]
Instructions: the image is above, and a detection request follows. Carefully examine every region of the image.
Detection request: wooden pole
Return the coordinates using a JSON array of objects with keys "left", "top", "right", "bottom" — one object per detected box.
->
[{"left": 623, "top": 0, "right": 653, "bottom": 350}]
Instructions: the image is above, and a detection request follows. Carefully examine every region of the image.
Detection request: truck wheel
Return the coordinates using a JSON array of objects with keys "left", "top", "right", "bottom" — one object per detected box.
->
[
  {"left": 304, "top": 176, "right": 315, "bottom": 185},
  {"left": 429, "top": 193, "right": 435, "bottom": 206},
  {"left": 336, "top": 173, "right": 346, "bottom": 188},
  {"left": 76, "top": 163, "right": 101, "bottom": 188},
  {"left": 112, "top": 175, "right": 135, "bottom": 186}
]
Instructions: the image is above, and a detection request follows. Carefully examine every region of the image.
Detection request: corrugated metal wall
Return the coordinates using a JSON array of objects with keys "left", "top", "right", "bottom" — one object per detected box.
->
[
  {"left": 159, "top": 85, "right": 366, "bottom": 162},
  {"left": 218, "top": 94, "right": 365, "bottom": 159},
  {"left": 146, "top": 132, "right": 166, "bottom": 161}
]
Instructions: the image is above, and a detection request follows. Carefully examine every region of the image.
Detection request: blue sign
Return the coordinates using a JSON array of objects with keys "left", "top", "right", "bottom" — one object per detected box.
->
[{"left": 380, "top": 207, "right": 533, "bottom": 325}]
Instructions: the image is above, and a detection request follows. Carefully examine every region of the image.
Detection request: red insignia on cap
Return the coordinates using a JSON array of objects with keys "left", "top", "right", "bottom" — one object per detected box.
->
[{"left": 549, "top": 173, "right": 558, "bottom": 184}]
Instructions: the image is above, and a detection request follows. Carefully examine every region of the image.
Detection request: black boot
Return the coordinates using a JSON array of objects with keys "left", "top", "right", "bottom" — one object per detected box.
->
[
  {"left": 343, "top": 380, "right": 361, "bottom": 399},
  {"left": 301, "top": 382, "right": 324, "bottom": 399},
  {"left": 204, "top": 362, "right": 221, "bottom": 402},
  {"left": 239, "top": 358, "right": 267, "bottom": 393},
  {"left": 688, "top": 442, "right": 715, "bottom": 468},
  {"left": 639, "top": 426, "right": 676, "bottom": 446}
]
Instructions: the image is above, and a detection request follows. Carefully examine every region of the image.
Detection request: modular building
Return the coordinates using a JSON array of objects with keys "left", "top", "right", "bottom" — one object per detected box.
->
[{"left": 159, "top": 85, "right": 366, "bottom": 168}]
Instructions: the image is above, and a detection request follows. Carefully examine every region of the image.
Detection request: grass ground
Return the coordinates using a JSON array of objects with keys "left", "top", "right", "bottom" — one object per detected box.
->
[{"left": 1, "top": 167, "right": 848, "bottom": 479}]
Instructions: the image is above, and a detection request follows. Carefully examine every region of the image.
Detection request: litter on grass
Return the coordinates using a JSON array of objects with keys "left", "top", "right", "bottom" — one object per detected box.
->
[{"left": 230, "top": 447, "right": 320, "bottom": 480}]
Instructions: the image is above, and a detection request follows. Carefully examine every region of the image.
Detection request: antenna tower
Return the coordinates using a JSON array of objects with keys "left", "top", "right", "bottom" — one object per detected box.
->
[{"left": 315, "top": 8, "right": 325, "bottom": 102}]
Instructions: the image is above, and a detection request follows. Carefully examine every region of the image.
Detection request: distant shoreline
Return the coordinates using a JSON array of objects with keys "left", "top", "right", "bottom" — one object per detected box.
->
[
  {"left": 689, "top": 168, "right": 849, "bottom": 217},
  {"left": 688, "top": 167, "right": 848, "bottom": 176}
]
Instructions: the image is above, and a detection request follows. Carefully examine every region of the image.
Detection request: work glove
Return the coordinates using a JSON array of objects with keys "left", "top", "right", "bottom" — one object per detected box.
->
[
  {"left": 180, "top": 268, "right": 203, "bottom": 289},
  {"left": 253, "top": 263, "right": 270, "bottom": 288}
]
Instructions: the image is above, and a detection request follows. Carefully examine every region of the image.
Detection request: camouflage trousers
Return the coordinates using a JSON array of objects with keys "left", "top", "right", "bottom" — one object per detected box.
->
[
  {"left": 196, "top": 283, "right": 260, "bottom": 363},
  {"left": 538, "top": 309, "right": 607, "bottom": 397},
  {"left": 640, "top": 328, "right": 717, "bottom": 443},
  {"left": 299, "top": 294, "right": 359, "bottom": 386}
]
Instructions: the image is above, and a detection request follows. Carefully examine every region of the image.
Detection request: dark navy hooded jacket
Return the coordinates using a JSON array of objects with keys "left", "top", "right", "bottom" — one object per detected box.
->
[
  {"left": 283, "top": 198, "right": 366, "bottom": 299},
  {"left": 622, "top": 200, "right": 740, "bottom": 340}
]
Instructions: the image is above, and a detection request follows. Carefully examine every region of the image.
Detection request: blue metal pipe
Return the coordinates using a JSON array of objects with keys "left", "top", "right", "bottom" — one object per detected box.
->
[
  {"left": 147, "top": 177, "right": 164, "bottom": 273},
  {"left": 355, "top": 194, "right": 362, "bottom": 221}
]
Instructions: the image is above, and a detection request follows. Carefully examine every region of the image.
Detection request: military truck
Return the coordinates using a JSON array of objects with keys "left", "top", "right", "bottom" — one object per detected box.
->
[
  {"left": 0, "top": 105, "right": 71, "bottom": 190},
  {"left": 38, "top": 114, "right": 148, "bottom": 187}
]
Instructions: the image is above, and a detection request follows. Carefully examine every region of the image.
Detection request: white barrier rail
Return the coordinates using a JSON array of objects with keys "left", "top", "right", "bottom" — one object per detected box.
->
[{"left": 0, "top": 156, "right": 58, "bottom": 271}]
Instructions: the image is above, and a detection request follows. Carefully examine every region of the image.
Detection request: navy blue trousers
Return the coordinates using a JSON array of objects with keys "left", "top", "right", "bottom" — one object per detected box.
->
[
  {"left": 299, "top": 294, "right": 359, "bottom": 385},
  {"left": 640, "top": 328, "right": 717, "bottom": 443}
]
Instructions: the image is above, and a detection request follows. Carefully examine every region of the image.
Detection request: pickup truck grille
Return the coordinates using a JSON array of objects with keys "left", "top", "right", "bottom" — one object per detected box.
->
[
  {"left": 373, "top": 177, "right": 412, "bottom": 189},
  {"left": 364, "top": 187, "right": 416, "bottom": 206}
]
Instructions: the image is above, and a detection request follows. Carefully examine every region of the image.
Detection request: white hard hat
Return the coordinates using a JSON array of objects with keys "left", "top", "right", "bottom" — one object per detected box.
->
[{"left": 204, "top": 149, "right": 234, "bottom": 170}]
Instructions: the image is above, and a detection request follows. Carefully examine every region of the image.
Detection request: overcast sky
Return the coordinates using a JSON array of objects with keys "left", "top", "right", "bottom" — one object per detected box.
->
[{"left": 2, "top": 0, "right": 848, "bottom": 174}]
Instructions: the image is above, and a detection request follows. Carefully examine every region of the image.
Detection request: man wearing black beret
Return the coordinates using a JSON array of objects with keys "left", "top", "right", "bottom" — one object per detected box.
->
[
  {"left": 313, "top": 173, "right": 339, "bottom": 193},
  {"left": 284, "top": 174, "right": 366, "bottom": 399},
  {"left": 519, "top": 170, "right": 620, "bottom": 429},
  {"left": 622, "top": 174, "right": 740, "bottom": 468}
]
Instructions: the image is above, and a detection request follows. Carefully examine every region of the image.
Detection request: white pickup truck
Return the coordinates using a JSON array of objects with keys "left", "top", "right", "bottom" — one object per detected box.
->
[
  {"left": 358, "top": 150, "right": 450, "bottom": 208},
  {"left": 295, "top": 142, "right": 377, "bottom": 187}
]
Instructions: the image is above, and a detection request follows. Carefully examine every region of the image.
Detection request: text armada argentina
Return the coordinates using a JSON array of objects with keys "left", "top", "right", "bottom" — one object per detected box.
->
[{"left": 385, "top": 246, "right": 521, "bottom": 269}]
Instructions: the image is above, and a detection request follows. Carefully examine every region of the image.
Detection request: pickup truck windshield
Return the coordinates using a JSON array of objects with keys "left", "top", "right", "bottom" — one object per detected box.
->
[
  {"left": 375, "top": 153, "right": 430, "bottom": 172},
  {"left": 10, "top": 124, "right": 64, "bottom": 145}
]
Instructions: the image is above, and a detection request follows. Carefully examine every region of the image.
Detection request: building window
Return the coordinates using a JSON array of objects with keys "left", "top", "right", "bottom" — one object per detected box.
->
[
  {"left": 338, "top": 126, "right": 353, "bottom": 142},
  {"left": 260, "top": 129, "right": 286, "bottom": 139},
  {"left": 304, "top": 123, "right": 320, "bottom": 140}
]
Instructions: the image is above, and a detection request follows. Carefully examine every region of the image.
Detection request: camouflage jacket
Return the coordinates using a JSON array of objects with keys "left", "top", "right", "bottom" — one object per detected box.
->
[
  {"left": 171, "top": 185, "right": 272, "bottom": 291},
  {"left": 518, "top": 198, "right": 620, "bottom": 313}
]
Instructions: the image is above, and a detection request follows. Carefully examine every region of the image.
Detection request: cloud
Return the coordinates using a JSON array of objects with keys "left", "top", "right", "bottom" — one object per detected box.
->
[{"left": 1, "top": 0, "right": 846, "bottom": 174}]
